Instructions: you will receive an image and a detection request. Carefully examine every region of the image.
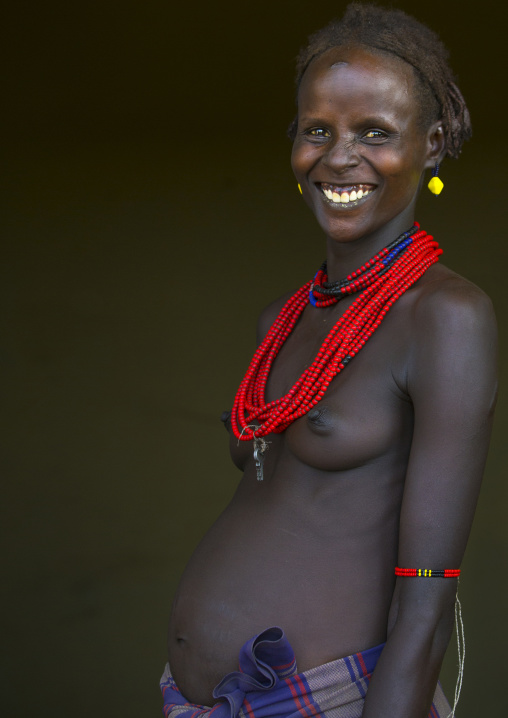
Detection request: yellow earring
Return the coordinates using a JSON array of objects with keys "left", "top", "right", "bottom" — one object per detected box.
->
[
  {"left": 428, "top": 163, "right": 444, "bottom": 196},
  {"left": 298, "top": 183, "right": 302, "bottom": 195}
]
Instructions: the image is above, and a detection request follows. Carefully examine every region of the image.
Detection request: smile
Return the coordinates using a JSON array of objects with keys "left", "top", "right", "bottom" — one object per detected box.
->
[{"left": 318, "top": 182, "right": 376, "bottom": 206}]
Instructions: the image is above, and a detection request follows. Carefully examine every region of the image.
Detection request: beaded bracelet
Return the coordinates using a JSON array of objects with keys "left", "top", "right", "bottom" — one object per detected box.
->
[{"left": 395, "top": 567, "right": 461, "bottom": 578}]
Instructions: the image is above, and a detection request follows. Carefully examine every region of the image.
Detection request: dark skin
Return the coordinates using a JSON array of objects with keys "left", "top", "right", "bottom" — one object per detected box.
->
[{"left": 167, "top": 46, "right": 497, "bottom": 716}]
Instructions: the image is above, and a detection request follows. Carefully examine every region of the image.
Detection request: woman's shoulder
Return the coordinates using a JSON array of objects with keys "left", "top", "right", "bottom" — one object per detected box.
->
[
  {"left": 411, "top": 263, "right": 496, "bottom": 335},
  {"left": 406, "top": 262, "right": 497, "bottom": 397}
]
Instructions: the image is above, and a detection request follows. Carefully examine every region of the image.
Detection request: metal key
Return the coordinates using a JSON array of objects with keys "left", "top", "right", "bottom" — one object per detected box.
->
[{"left": 253, "top": 445, "right": 265, "bottom": 481}]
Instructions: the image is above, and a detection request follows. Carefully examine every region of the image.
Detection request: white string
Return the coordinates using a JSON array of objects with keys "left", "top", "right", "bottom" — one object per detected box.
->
[
  {"left": 237, "top": 424, "right": 259, "bottom": 445},
  {"left": 447, "top": 586, "right": 465, "bottom": 718}
]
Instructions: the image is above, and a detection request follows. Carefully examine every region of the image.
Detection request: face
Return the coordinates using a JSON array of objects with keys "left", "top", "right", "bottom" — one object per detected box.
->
[{"left": 291, "top": 45, "right": 442, "bottom": 245}]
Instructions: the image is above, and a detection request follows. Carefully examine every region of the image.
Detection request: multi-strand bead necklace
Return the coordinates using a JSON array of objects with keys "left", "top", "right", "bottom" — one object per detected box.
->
[{"left": 231, "top": 224, "right": 442, "bottom": 479}]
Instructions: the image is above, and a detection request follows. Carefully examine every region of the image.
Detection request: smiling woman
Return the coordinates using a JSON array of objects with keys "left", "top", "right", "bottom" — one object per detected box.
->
[
  {"left": 291, "top": 45, "right": 439, "bottom": 248},
  {"left": 162, "top": 4, "right": 497, "bottom": 718}
]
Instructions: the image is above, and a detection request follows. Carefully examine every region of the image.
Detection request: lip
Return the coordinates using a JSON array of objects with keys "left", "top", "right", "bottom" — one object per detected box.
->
[{"left": 315, "top": 182, "right": 377, "bottom": 210}]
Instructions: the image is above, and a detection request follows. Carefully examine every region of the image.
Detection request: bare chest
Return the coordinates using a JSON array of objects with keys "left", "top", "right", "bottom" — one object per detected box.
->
[{"left": 230, "top": 301, "right": 414, "bottom": 474}]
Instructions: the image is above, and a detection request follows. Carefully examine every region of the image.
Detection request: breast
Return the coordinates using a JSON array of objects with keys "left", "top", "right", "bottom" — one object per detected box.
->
[
  {"left": 285, "top": 382, "right": 412, "bottom": 471},
  {"left": 229, "top": 388, "right": 413, "bottom": 476},
  {"left": 229, "top": 309, "right": 414, "bottom": 474}
]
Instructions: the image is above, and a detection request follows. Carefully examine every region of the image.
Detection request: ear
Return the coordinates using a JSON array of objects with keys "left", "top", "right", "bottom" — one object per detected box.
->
[{"left": 424, "top": 121, "right": 446, "bottom": 169}]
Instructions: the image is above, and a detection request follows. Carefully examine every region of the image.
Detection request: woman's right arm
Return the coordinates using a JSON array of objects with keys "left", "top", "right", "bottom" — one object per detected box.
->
[{"left": 362, "top": 278, "right": 497, "bottom": 718}]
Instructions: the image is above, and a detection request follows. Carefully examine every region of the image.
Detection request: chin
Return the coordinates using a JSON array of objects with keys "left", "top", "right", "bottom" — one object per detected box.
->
[{"left": 313, "top": 200, "right": 416, "bottom": 244}]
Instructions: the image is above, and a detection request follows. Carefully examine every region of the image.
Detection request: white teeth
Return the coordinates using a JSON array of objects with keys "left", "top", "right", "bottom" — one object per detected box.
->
[{"left": 322, "top": 185, "right": 373, "bottom": 203}]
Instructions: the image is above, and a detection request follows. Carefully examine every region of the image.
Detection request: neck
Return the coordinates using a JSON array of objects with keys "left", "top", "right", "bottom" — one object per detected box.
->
[{"left": 325, "top": 210, "right": 416, "bottom": 283}]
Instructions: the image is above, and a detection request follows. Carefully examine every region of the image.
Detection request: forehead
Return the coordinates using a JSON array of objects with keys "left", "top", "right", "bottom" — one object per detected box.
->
[{"left": 299, "top": 45, "right": 416, "bottom": 116}]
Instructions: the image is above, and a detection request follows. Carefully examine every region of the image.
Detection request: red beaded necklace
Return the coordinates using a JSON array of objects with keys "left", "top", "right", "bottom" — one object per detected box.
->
[{"left": 231, "top": 225, "right": 441, "bottom": 452}]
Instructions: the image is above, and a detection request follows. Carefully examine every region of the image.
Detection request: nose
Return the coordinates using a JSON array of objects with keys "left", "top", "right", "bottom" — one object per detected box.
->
[{"left": 322, "top": 137, "right": 360, "bottom": 173}]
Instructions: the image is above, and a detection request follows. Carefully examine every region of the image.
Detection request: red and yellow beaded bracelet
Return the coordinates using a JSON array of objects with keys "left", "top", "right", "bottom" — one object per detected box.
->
[{"left": 395, "top": 567, "right": 461, "bottom": 578}]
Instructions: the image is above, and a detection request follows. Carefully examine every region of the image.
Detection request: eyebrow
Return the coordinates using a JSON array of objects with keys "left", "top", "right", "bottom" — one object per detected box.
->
[{"left": 298, "top": 114, "right": 399, "bottom": 128}]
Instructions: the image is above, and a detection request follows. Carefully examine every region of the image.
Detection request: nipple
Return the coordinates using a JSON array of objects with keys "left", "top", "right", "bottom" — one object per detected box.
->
[
  {"left": 307, "top": 407, "right": 328, "bottom": 425},
  {"left": 220, "top": 410, "right": 232, "bottom": 432}
]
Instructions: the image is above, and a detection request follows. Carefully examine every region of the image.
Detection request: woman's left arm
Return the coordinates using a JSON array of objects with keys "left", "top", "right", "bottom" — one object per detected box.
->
[{"left": 362, "top": 278, "right": 498, "bottom": 718}]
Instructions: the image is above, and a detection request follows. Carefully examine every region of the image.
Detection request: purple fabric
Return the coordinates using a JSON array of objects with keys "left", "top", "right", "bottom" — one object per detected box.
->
[
  {"left": 161, "top": 627, "right": 383, "bottom": 718},
  {"left": 160, "top": 627, "right": 451, "bottom": 718}
]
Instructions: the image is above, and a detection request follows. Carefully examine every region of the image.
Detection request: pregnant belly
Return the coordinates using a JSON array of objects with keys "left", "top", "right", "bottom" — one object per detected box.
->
[{"left": 167, "top": 495, "right": 396, "bottom": 706}]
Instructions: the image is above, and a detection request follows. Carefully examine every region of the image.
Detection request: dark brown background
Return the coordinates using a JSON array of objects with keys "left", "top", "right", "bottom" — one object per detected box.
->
[{"left": 3, "top": 1, "right": 506, "bottom": 715}]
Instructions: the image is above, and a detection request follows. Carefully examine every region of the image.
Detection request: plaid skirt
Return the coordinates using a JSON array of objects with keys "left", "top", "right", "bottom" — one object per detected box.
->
[{"left": 160, "top": 627, "right": 451, "bottom": 718}]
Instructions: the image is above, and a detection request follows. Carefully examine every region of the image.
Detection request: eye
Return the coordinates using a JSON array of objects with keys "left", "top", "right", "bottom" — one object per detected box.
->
[
  {"left": 305, "top": 127, "right": 331, "bottom": 140},
  {"left": 363, "top": 129, "right": 387, "bottom": 141}
]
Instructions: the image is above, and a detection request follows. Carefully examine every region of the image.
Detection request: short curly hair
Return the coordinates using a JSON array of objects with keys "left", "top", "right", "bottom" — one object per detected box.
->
[{"left": 288, "top": 3, "right": 471, "bottom": 159}]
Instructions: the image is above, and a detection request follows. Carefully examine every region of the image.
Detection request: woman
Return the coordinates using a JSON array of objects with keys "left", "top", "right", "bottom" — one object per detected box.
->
[{"left": 162, "top": 4, "right": 497, "bottom": 717}]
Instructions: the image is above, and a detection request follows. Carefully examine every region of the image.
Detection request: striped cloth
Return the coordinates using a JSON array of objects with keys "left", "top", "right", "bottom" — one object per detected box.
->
[{"left": 160, "top": 627, "right": 451, "bottom": 718}]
